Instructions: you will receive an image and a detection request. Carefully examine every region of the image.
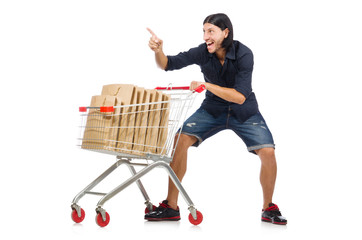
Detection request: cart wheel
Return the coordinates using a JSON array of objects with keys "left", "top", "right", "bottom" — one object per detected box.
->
[
  {"left": 95, "top": 212, "right": 110, "bottom": 227},
  {"left": 71, "top": 208, "right": 85, "bottom": 223},
  {"left": 188, "top": 210, "right": 203, "bottom": 225},
  {"left": 145, "top": 205, "right": 156, "bottom": 214}
]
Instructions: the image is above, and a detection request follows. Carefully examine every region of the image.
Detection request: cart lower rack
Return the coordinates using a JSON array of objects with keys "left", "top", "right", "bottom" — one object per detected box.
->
[{"left": 71, "top": 85, "right": 205, "bottom": 227}]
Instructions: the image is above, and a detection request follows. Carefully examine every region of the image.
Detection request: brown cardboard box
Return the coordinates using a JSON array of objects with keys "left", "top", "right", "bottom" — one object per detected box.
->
[
  {"left": 81, "top": 95, "right": 121, "bottom": 150},
  {"left": 101, "top": 84, "right": 135, "bottom": 99},
  {"left": 144, "top": 90, "right": 162, "bottom": 154},
  {"left": 101, "top": 84, "right": 136, "bottom": 153},
  {"left": 82, "top": 84, "right": 171, "bottom": 157},
  {"left": 157, "top": 93, "right": 170, "bottom": 154},
  {"left": 132, "top": 88, "right": 151, "bottom": 155},
  {"left": 117, "top": 87, "right": 138, "bottom": 153}
]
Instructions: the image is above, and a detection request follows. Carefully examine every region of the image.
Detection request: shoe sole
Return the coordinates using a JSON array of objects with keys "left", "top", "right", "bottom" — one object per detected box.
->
[
  {"left": 145, "top": 216, "right": 181, "bottom": 221},
  {"left": 262, "top": 217, "right": 287, "bottom": 225}
]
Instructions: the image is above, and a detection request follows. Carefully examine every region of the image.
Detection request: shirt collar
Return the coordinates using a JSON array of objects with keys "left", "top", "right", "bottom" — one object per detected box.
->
[{"left": 225, "top": 42, "right": 236, "bottom": 60}]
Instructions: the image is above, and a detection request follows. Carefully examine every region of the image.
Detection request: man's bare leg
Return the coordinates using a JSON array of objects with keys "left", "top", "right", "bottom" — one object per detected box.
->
[
  {"left": 255, "top": 147, "right": 277, "bottom": 210},
  {"left": 166, "top": 134, "right": 197, "bottom": 210}
]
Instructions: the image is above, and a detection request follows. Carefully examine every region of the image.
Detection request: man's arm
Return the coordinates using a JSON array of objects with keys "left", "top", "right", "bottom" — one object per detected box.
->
[
  {"left": 147, "top": 28, "right": 168, "bottom": 70},
  {"left": 190, "top": 81, "right": 246, "bottom": 105}
]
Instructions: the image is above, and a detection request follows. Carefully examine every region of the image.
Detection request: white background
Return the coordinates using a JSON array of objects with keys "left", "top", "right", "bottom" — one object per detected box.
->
[{"left": 1, "top": 0, "right": 361, "bottom": 239}]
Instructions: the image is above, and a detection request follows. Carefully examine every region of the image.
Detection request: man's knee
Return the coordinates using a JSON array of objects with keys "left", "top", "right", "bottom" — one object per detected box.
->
[
  {"left": 255, "top": 147, "right": 276, "bottom": 160},
  {"left": 255, "top": 147, "right": 274, "bottom": 155},
  {"left": 175, "top": 134, "right": 197, "bottom": 149}
]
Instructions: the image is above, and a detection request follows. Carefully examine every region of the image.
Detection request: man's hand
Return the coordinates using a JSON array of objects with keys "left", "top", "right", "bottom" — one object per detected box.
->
[
  {"left": 190, "top": 81, "right": 206, "bottom": 91},
  {"left": 147, "top": 28, "right": 163, "bottom": 53},
  {"left": 147, "top": 28, "right": 168, "bottom": 69},
  {"left": 191, "top": 81, "right": 245, "bottom": 104}
]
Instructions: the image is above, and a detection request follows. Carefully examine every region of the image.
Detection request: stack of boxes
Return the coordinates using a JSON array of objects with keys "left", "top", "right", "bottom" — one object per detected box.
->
[{"left": 81, "top": 84, "right": 170, "bottom": 156}]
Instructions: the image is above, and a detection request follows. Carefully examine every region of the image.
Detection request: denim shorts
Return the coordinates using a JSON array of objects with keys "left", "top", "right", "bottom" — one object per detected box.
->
[{"left": 180, "top": 107, "right": 275, "bottom": 154}]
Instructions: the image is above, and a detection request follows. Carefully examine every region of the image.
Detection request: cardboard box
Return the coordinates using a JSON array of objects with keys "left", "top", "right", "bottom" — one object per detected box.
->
[
  {"left": 101, "top": 84, "right": 136, "bottom": 153},
  {"left": 132, "top": 88, "right": 151, "bottom": 155},
  {"left": 101, "top": 84, "right": 135, "bottom": 99},
  {"left": 144, "top": 90, "right": 162, "bottom": 154},
  {"left": 117, "top": 87, "right": 138, "bottom": 154},
  {"left": 81, "top": 95, "right": 121, "bottom": 150},
  {"left": 82, "top": 84, "right": 171, "bottom": 157},
  {"left": 157, "top": 93, "right": 170, "bottom": 154}
]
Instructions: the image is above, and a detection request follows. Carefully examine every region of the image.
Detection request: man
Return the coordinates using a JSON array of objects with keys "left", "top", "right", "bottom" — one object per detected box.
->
[{"left": 145, "top": 13, "right": 287, "bottom": 225}]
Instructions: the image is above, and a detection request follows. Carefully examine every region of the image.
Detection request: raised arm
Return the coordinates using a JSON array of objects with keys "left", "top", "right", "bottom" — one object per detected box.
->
[{"left": 147, "top": 28, "right": 168, "bottom": 70}]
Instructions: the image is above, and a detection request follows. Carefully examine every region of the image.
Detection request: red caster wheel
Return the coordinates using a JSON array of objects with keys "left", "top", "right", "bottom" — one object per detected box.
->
[
  {"left": 188, "top": 210, "right": 203, "bottom": 225},
  {"left": 95, "top": 212, "right": 110, "bottom": 227},
  {"left": 71, "top": 208, "right": 85, "bottom": 223},
  {"left": 145, "top": 205, "right": 156, "bottom": 214}
]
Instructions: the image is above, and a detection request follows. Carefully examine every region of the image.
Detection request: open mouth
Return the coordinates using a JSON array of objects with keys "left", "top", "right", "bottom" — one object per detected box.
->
[{"left": 206, "top": 42, "right": 214, "bottom": 50}]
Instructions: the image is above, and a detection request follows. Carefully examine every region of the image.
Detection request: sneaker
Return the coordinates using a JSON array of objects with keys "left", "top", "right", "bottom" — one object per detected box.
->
[
  {"left": 261, "top": 203, "right": 287, "bottom": 225},
  {"left": 145, "top": 200, "right": 181, "bottom": 221}
]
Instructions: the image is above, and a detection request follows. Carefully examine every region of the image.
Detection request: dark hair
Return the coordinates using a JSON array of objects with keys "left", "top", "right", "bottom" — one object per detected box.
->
[{"left": 203, "top": 13, "right": 234, "bottom": 51}]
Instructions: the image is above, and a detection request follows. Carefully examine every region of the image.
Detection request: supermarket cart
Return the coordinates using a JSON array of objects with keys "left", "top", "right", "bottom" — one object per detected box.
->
[{"left": 71, "top": 85, "right": 205, "bottom": 227}]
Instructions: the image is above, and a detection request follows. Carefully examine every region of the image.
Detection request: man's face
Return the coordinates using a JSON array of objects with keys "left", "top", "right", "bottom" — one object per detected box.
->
[{"left": 203, "top": 23, "right": 229, "bottom": 54}]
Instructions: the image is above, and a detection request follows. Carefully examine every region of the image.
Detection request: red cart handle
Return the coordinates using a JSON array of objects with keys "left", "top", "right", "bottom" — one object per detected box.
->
[
  {"left": 155, "top": 84, "right": 205, "bottom": 93},
  {"left": 79, "top": 106, "right": 114, "bottom": 113}
]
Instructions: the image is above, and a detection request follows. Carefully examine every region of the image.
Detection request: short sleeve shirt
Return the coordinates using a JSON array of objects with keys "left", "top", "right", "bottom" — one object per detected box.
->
[{"left": 165, "top": 40, "right": 259, "bottom": 123}]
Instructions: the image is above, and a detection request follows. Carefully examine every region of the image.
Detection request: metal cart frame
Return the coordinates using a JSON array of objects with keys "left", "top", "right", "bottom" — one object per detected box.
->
[{"left": 71, "top": 85, "right": 205, "bottom": 227}]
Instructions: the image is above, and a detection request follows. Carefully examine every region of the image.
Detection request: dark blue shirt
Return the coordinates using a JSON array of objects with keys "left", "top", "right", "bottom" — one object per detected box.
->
[{"left": 166, "top": 40, "right": 259, "bottom": 123}]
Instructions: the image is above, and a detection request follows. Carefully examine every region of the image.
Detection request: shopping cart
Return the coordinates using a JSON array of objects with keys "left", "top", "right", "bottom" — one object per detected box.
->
[{"left": 71, "top": 85, "right": 205, "bottom": 227}]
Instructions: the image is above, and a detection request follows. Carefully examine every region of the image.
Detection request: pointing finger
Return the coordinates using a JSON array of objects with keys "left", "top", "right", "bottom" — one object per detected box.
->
[
  {"left": 146, "top": 28, "right": 156, "bottom": 37},
  {"left": 146, "top": 28, "right": 159, "bottom": 42}
]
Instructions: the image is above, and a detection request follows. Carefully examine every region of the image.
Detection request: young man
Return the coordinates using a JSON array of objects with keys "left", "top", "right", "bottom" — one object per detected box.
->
[{"left": 145, "top": 13, "right": 287, "bottom": 225}]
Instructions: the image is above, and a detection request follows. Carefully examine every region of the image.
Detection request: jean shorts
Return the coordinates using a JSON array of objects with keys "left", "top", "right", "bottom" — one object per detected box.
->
[{"left": 180, "top": 107, "right": 275, "bottom": 154}]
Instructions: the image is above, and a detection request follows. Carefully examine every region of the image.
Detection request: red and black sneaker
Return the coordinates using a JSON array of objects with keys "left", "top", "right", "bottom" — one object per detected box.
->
[
  {"left": 261, "top": 203, "right": 287, "bottom": 225},
  {"left": 144, "top": 200, "right": 181, "bottom": 221}
]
